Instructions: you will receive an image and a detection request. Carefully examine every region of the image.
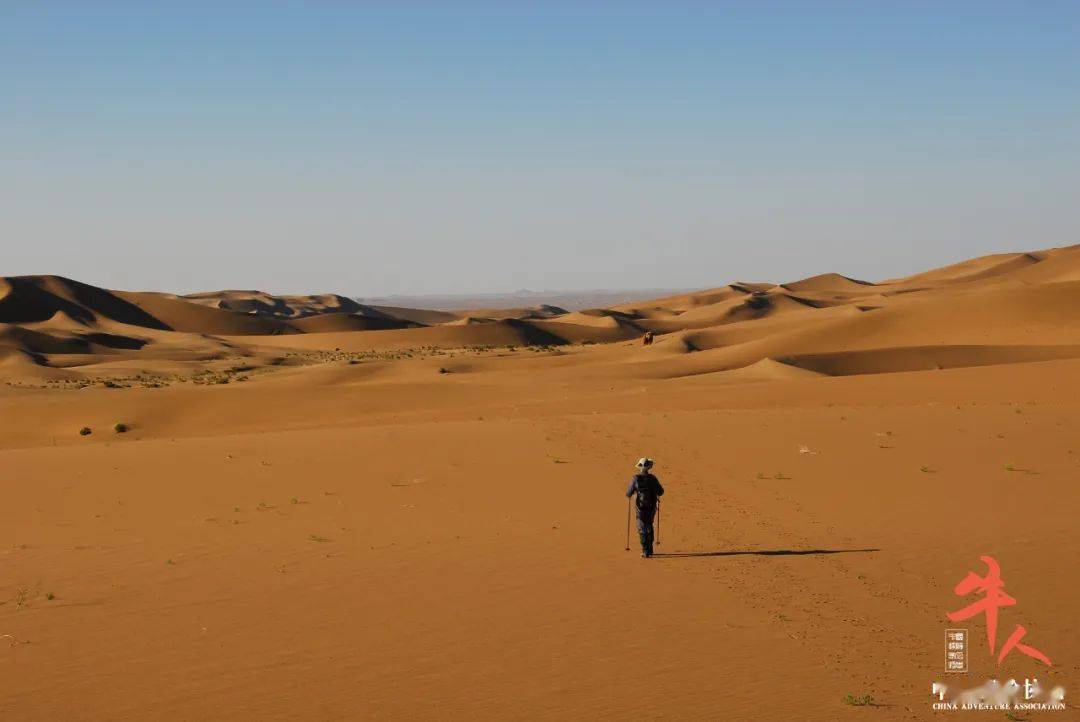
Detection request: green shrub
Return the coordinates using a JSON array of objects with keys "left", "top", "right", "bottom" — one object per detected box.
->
[{"left": 841, "top": 693, "right": 874, "bottom": 706}]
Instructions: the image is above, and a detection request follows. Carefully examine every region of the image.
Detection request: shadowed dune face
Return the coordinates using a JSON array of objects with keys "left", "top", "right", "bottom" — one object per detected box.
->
[
  {"left": 778, "top": 344, "right": 1080, "bottom": 376},
  {"left": 0, "top": 276, "right": 170, "bottom": 328},
  {"left": 287, "top": 313, "right": 420, "bottom": 333}
]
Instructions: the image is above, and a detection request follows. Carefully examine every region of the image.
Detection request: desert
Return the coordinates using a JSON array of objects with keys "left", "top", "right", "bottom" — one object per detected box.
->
[
  {"left": 6, "top": 3, "right": 1079, "bottom": 717},
  {"left": 2, "top": 246, "right": 1078, "bottom": 719}
]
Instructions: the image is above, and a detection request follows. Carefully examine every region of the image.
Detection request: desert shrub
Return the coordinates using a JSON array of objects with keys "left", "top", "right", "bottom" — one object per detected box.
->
[
  {"left": 79, "top": 426, "right": 92, "bottom": 436},
  {"left": 114, "top": 422, "right": 129, "bottom": 433},
  {"left": 841, "top": 693, "right": 874, "bottom": 706}
]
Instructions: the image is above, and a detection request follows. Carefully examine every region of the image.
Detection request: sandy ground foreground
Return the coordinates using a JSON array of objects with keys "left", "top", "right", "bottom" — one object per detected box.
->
[{"left": 2, "top": 357, "right": 1078, "bottom": 720}]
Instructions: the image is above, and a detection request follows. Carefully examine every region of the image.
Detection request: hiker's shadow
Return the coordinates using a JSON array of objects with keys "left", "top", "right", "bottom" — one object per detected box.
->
[{"left": 653, "top": 548, "right": 879, "bottom": 559}]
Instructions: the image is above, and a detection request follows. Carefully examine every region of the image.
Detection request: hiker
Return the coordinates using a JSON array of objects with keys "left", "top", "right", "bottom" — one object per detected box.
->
[
  {"left": 626, "top": 457, "right": 664, "bottom": 557},
  {"left": 642, "top": 331, "right": 654, "bottom": 346}
]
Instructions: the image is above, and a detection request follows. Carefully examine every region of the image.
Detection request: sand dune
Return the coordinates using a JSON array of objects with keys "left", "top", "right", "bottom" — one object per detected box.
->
[
  {"left": 240, "top": 317, "right": 570, "bottom": 352},
  {"left": 779, "top": 343, "right": 1080, "bottom": 375},
  {"left": 780, "top": 271, "right": 873, "bottom": 293},
  {"left": 886, "top": 251, "right": 1042, "bottom": 286},
  {"left": 0, "top": 276, "right": 170, "bottom": 328},
  {"left": 6, "top": 245, "right": 1080, "bottom": 383},
  {"left": 182, "top": 289, "right": 363, "bottom": 318},
  {"left": 114, "top": 290, "right": 297, "bottom": 335},
  {"left": 287, "top": 313, "right": 420, "bottom": 333},
  {"left": 355, "top": 303, "right": 458, "bottom": 326}
]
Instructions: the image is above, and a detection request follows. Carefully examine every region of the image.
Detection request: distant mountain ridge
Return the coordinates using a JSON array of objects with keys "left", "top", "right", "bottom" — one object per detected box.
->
[{"left": 355, "top": 288, "right": 693, "bottom": 312}]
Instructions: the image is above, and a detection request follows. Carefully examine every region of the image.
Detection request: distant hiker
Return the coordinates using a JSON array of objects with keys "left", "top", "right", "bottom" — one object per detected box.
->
[
  {"left": 626, "top": 457, "right": 664, "bottom": 558},
  {"left": 642, "top": 331, "right": 654, "bottom": 346}
]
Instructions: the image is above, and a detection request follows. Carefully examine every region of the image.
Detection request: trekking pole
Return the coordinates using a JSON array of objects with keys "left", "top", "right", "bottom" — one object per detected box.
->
[
  {"left": 624, "top": 497, "right": 631, "bottom": 551},
  {"left": 656, "top": 499, "right": 661, "bottom": 548}
]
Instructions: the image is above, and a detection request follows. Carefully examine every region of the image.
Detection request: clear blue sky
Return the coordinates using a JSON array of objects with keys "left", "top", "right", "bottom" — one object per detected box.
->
[{"left": 4, "top": 1, "right": 1078, "bottom": 295}]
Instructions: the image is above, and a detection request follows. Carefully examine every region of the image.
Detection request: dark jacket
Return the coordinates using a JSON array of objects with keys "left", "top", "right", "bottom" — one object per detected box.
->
[{"left": 626, "top": 472, "right": 664, "bottom": 509}]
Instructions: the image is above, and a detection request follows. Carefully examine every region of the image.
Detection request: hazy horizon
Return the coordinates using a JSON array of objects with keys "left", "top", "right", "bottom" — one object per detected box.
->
[{"left": 5, "top": 2, "right": 1078, "bottom": 296}]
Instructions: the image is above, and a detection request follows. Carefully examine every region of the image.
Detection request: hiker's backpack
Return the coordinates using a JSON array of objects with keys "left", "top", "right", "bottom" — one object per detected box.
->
[{"left": 634, "top": 473, "right": 658, "bottom": 509}]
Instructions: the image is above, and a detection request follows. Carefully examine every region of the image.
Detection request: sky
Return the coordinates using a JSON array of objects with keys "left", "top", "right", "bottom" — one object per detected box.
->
[{"left": 3, "top": 1, "right": 1078, "bottom": 296}]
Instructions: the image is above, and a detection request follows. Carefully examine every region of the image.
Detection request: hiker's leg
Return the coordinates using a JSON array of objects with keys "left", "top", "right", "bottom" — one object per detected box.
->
[
  {"left": 639, "top": 507, "right": 655, "bottom": 556},
  {"left": 635, "top": 508, "right": 651, "bottom": 554}
]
